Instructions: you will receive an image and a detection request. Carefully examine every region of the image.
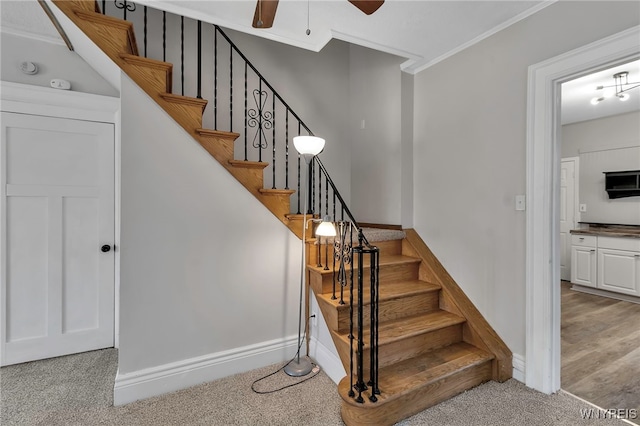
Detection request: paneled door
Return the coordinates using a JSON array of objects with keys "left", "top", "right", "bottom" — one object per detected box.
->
[
  {"left": 1, "top": 112, "right": 115, "bottom": 366},
  {"left": 560, "top": 158, "right": 577, "bottom": 281}
]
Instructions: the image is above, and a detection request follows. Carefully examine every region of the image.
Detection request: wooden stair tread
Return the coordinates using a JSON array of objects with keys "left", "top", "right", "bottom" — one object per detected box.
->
[
  {"left": 317, "top": 280, "right": 440, "bottom": 307},
  {"left": 119, "top": 52, "right": 172, "bottom": 70},
  {"left": 337, "top": 310, "right": 465, "bottom": 347},
  {"left": 340, "top": 342, "right": 493, "bottom": 406},
  {"left": 196, "top": 128, "right": 240, "bottom": 140},
  {"left": 228, "top": 159, "right": 269, "bottom": 169},
  {"left": 159, "top": 93, "right": 208, "bottom": 110},
  {"left": 259, "top": 188, "right": 296, "bottom": 195},
  {"left": 309, "top": 254, "right": 420, "bottom": 275}
]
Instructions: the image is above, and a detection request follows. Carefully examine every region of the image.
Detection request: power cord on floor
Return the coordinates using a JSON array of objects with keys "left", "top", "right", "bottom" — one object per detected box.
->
[{"left": 250, "top": 315, "right": 321, "bottom": 394}]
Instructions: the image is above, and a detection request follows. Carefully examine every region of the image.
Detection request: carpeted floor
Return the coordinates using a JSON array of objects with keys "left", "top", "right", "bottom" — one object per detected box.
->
[{"left": 0, "top": 349, "right": 635, "bottom": 425}]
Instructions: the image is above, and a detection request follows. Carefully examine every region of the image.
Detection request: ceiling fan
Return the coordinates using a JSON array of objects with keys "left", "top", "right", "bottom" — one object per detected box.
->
[{"left": 252, "top": 0, "right": 384, "bottom": 29}]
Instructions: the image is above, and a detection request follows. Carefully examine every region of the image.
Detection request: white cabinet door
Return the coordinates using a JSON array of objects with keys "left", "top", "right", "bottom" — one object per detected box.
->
[
  {"left": 1, "top": 112, "right": 115, "bottom": 366},
  {"left": 597, "top": 249, "right": 640, "bottom": 296},
  {"left": 571, "top": 245, "right": 596, "bottom": 287}
]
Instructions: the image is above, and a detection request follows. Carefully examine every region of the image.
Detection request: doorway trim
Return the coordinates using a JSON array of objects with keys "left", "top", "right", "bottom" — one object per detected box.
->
[
  {"left": 0, "top": 81, "right": 121, "bottom": 348},
  {"left": 525, "top": 26, "right": 639, "bottom": 394}
]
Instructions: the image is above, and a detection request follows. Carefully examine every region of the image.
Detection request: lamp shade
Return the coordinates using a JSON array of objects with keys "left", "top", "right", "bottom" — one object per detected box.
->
[
  {"left": 315, "top": 216, "right": 336, "bottom": 237},
  {"left": 293, "top": 135, "right": 325, "bottom": 156}
]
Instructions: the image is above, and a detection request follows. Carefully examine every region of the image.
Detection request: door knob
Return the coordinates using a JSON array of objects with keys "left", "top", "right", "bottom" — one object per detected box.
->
[{"left": 101, "top": 245, "right": 112, "bottom": 253}]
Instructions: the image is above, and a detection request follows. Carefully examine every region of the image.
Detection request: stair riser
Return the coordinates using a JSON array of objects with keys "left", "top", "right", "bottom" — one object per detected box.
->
[
  {"left": 196, "top": 136, "right": 235, "bottom": 165},
  {"left": 340, "top": 361, "right": 493, "bottom": 426},
  {"left": 309, "top": 262, "right": 420, "bottom": 295},
  {"left": 160, "top": 102, "right": 204, "bottom": 130},
  {"left": 332, "top": 291, "right": 440, "bottom": 333},
  {"left": 334, "top": 325, "right": 463, "bottom": 375},
  {"left": 123, "top": 63, "right": 171, "bottom": 95}
]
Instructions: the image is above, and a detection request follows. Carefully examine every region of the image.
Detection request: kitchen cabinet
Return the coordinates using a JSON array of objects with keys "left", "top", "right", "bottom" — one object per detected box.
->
[
  {"left": 571, "top": 234, "right": 640, "bottom": 297},
  {"left": 597, "top": 237, "right": 640, "bottom": 297},
  {"left": 571, "top": 235, "right": 597, "bottom": 288}
]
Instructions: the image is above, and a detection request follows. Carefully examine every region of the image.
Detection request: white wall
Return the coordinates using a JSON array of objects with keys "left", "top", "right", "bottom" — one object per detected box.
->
[
  {"left": 119, "top": 74, "right": 300, "bottom": 374},
  {"left": 349, "top": 44, "right": 404, "bottom": 225},
  {"left": 413, "top": 1, "right": 640, "bottom": 359},
  {"left": 562, "top": 111, "right": 640, "bottom": 225},
  {"left": 0, "top": 32, "right": 118, "bottom": 97}
]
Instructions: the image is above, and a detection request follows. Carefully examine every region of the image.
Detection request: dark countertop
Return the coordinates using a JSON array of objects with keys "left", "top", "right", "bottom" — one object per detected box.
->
[{"left": 570, "top": 223, "right": 640, "bottom": 239}]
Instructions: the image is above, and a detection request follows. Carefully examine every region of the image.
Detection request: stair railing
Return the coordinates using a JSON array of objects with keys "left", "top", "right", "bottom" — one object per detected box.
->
[{"left": 101, "top": 0, "right": 380, "bottom": 402}]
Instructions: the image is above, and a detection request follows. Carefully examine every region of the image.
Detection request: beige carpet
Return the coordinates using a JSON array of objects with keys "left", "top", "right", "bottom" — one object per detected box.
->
[{"left": 1, "top": 349, "right": 634, "bottom": 425}]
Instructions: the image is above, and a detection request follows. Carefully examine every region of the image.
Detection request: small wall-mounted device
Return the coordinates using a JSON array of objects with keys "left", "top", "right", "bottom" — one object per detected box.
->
[
  {"left": 20, "top": 61, "right": 38, "bottom": 75},
  {"left": 50, "top": 79, "right": 71, "bottom": 90}
]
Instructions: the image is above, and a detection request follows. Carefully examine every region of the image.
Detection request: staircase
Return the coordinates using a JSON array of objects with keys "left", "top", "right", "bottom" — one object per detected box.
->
[
  {"left": 49, "top": 1, "right": 512, "bottom": 424},
  {"left": 308, "top": 229, "right": 511, "bottom": 425}
]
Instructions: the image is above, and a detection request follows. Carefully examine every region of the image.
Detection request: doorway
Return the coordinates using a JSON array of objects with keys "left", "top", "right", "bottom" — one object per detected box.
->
[
  {"left": 525, "top": 26, "right": 640, "bottom": 394},
  {"left": 0, "top": 84, "right": 119, "bottom": 366}
]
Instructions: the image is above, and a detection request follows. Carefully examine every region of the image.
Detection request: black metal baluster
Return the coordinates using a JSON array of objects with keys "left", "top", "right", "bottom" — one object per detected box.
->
[
  {"left": 143, "top": 6, "right": 147, "bottom": 57},
  {"left": 355, "top": 244, "right": 366, "bottom": 403},
  {"left": 373, "top": 249, "right": 381, "bottom": 398},
  {"left": 180, "top": 16, "right": 184, "bottom": 96},
  {"left": 368, "top": 248, "right": 380, "bottom": 401},
  {"left": 244, "top": 63, "right": 248, "bottom": 161},
  {"left": 308, "top": 159, "right": 314, "bottom": 215},
  {"left": 333, "top": 192, "right": 336, "bottom": 225},
  {"left": 271, "top": 91, "right": 276, "bottom": 189},
  {"left": 319, "top": 162, "right": 322, "bottom": 217},
  {"left": 348, "top": 224, "right": 355, "bottom": 398},
  {"left": 325, "top": 176, "right": 329, "bottom": 217},
  {"left": 285, "top": 110, "right": 289, "bottom": 189},
  {"left": 296, "top": 122, "right": 301, "bottom": 214},
  {"left": 214, "top": 27, "right": 218, "bottom": 129},
  {"left": 258, "top": 80, "right": 263, "bottom": 162},
  {"left": 197, "top": 20, "right": 202, "bottom": 99},
  {"left": 162, "top": 11, "right": 166, "bottom": 62},
  {"left": 229, "top": 44, "right": 233, "bottom": 132},
  {"left": 102, "top": 0, "right": 106, "bottom": 14}
]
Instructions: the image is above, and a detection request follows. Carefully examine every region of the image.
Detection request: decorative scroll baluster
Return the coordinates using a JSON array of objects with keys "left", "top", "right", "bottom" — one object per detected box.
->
[{"left": 114, "top": 0, "right": 135, "bottom": 20}]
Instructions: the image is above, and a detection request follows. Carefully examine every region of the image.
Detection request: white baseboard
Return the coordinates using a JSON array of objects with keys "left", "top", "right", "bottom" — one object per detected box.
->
[
  {"left": 308, "top": 336, "right": 345, "bottom": 385},
  {"left": 113, "top": 335, "right": 298, "bottom": 405},
  {"left": 512, "top": 353, "right": 525, "bottom": 383}
]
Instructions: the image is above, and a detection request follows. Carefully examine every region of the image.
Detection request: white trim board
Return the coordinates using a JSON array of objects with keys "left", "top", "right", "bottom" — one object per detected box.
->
[
  {"left": 114, "top": 335, "right": 299, "bottom": 405},
  {"left": 308, "top": 336, "right": 346, "bottom": 385},
  {"left": 512, "top": 353, "right": 526, "bottom": 384},
  {"left": 525, "top": 26, "right": 639, "bottom": 394}
]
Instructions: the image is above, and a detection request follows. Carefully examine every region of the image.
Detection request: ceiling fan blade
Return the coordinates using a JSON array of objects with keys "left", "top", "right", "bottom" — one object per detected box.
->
[
  {"left": 252, "top": 0, "right": 279, "bottom": 29},
  {"left": 348, "top": 0, "right": 384, "bottom": 15}
]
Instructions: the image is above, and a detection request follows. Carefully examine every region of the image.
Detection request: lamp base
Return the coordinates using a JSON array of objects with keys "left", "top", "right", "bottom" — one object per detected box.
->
[{"left": 284, "top": 355, "right": 313, "bottom": 377}]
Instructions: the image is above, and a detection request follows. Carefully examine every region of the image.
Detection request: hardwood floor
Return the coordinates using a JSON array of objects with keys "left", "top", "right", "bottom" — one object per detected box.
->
[{"left": 561, "top": 281, "right": 640, "bottom": 416}]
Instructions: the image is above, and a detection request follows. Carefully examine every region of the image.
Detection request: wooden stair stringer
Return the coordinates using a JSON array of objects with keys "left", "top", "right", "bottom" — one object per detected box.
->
[
  {"left": 402, "top": 229, "right": 513, "bottom": 382},
  {"left": 51, "top": 0, "right": 305, "bottom": 240}
]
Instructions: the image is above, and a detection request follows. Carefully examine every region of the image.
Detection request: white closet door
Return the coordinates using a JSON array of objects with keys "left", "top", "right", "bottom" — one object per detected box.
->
[{"left": 1, "top": 112, "right": 115, "bottom": 366}]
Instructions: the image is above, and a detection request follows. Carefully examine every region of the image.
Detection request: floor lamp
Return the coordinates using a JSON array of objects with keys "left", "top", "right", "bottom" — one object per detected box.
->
[{"left": 285, "top": 135, "right": 336, "bottom": 377}]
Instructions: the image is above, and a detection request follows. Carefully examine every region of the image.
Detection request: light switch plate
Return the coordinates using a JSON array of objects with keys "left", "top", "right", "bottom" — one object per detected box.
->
[
  {"left": 579, "top": 204, "right": 587, "bottom": 212},
  {"left": 515, "top": 195, "right": 526, "bottom": 211}
]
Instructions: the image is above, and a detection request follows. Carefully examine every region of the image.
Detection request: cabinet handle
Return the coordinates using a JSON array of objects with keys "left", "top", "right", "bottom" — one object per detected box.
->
[{"left": 579, "top": 237, "right": 584, "bottom": 241}]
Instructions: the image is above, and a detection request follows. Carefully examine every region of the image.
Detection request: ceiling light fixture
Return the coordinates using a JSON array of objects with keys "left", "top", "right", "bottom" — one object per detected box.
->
[{"left": 591, "top": 71, "right": 640, "bottom": 105}]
